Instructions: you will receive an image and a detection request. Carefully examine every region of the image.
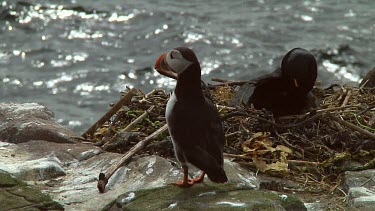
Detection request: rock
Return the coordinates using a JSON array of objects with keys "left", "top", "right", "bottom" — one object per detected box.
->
[
  {"left": 343, "top": 169, "right": 375, "bottom": 210},
  {"left": 0, "top": 102, "right": 77, "bottom": 144},
  {"left": 0, "top": 139, "right": 260, "bottom": 210},
  {"left": 343, "top": 169, "right": 375, "bottom": 191},
  {"left": 348, "top": 187, "right": 375, "bottom": 199},
  {"left": 103, "top": 184, "right": 306, "bottom": 210},
  {"left": 0, "top": 140, "right": 104, "bottom": 181},
  {"left": 0, "top": 170, "right": 63, "bottom": 210},
  {"left": 348, "top": 187, "right": 375, "bottom": 211},
  {"left": 360, "top": 66, "right": 375, "bottom": 88},
  {"left": 3, "top": 157, "right": 66, "bottom": 181}
]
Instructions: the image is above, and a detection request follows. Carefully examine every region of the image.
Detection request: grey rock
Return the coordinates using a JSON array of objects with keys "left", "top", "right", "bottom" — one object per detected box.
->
[
  {"left": 0, "top": 102, "right": 77, "bottom": 144},
  {"left": 16, "top": 140, "right": 104, "bottom": 163},
  {"left": 0, "top": 138, "right": 260, "bottom": 211},
  {"left": 5, "top": 157, "right": 66, "bottom": 181},
  {"left": 348, "top": 187, "right": 375, "bottom": 199},
  {"left": 343, "top": 169, "right": 375, "bottom": 191},
  {"left": 103, "top": 184, "right": 306, "bottom": 211},
  {"left": 343, "top": 169, "right": 375, "bottom": 210},
  {"left": 350, "top": 195, "right": 375, "bottom": 211}
]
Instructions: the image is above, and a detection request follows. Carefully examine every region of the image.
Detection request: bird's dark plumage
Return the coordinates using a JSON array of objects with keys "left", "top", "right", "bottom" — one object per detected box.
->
[
  {"left": 155, "top": 47, "right": 227, "bottom": 186},
  {"left": 233, "top": 48, "right": 318, "bottom": 116}
]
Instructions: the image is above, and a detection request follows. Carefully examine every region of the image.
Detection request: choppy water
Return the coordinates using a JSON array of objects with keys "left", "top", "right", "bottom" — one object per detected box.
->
[{"left": 1, "top": 0, "right": 374, "bottom": 133}]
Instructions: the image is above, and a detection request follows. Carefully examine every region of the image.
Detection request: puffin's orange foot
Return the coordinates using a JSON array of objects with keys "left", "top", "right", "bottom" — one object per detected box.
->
[
  {"left": 191, "top": 172, "right": 205, "bottom": 183},
  {"left": 171, "top": 179, "right": 194, "bottom": 187}
]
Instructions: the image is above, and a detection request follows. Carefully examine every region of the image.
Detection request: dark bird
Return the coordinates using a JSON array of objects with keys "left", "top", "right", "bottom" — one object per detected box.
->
[
  {"left": 233, "top": 48, "right": 318, "bottom": 116},
  {"left": 154, "top": 47, "right": 228, "bottom": 187}
]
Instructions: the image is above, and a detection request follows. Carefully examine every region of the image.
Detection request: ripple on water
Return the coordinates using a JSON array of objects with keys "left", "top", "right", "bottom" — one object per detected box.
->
[
  {"left": 322, "top": 60, "right": 361, "bottom": 83},
  {"left": 1, "top": 0, "right": 374, "bottom": 134}
]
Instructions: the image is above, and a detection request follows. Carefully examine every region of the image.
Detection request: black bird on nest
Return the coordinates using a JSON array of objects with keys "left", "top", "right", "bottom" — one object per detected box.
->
[{"left": 232, "top": 48, "right": 318, "bottom": 116}]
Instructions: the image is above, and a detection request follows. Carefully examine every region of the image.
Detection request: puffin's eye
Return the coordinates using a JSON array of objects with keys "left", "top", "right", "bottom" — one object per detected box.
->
[{"left": 170, "top": 52, "right": 174, "bottom": 59}]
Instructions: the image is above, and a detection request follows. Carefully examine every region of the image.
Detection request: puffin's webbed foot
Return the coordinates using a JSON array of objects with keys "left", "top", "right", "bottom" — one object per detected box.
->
[
  {"left": 170, "top": 165, "right": 195, "bottom": 187},
  {"left": 171, "top": 179, "right": 194, "bottom": 187},
  {"left": 191, "top": 172, "right": 205, "bottom": 183}
]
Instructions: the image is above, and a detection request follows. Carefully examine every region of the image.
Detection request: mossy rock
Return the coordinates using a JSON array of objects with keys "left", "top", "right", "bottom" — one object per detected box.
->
[
  {"left": 102, "top": 183, "right": 306, "bottom": 210},
  {"left": 0, "top": 170, "right": 63, "bottom": 210},
  {"left": 0, "top": 170, "right": 20, "bottom": 188}
]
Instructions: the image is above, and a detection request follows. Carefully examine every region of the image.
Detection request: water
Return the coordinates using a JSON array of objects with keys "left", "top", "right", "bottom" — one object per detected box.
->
[{"left": 1, "top": 0, "right": 374, "bottom": 133}]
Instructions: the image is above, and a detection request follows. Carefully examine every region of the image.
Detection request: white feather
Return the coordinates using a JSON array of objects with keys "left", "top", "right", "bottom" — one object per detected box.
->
[{"left": 165, "top": 92, "right": 177, "bottom": 125}]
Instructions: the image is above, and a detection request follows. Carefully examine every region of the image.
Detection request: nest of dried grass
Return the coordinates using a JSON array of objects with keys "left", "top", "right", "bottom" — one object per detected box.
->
[{"left": 84, "top": 82, "right": 374, "bottom": 195}]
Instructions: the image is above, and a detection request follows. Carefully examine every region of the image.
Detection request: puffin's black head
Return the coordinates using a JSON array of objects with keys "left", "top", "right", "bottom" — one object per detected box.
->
[
  {"left": 281, "top": 48, "right": 317, "bottom": 95},
  {"left": 154, "top": 47, "right": 199, "bottom": 77}
]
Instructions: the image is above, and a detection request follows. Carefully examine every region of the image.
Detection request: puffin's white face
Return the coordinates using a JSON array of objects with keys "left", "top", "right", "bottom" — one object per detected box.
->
[{"left": 165, "top": 50, "right": 193, "bottom": 74}]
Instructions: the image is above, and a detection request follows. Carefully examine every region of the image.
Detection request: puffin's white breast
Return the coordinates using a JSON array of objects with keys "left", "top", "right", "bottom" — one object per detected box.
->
[{"left": 166, "top": 92, "right": 177, "bottom": 125}]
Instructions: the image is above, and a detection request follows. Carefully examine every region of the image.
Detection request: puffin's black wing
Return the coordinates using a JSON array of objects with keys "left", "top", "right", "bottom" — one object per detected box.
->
[{"left": 168, "top": 97, "right": 227, "bottom": 182}]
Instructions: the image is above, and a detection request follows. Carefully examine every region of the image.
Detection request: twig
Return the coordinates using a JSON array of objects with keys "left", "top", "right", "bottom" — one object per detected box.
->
[
  {"left": 277, "top": 105, "right": 361, "bottom": 121},
  {"left": 144, "top": 89, "right": 165, "bottom": 99},
  {"left": 211, "top": 78, "right": 232, "bottom": 83},
  {"left": 341, "top": 90, "right": 352, "bottom": 107},
  {"left": 326, "top": 113, "right": 375, "bottom": 140},
  {"left": 121, "top": 105, "right": 155, "bottom": 132},
  {"left": 357, "top": 105, "right": 375, "bottom": 115},
  {"left": 216, "top": 104, "right": 237, "bottom": 111},
  {"left": 100, "top": 105, "right": 155, "bottom": 149},
  {"left": 224, "top": 153, "right": 321, "bottom": 165},
  {"left": 211, "top": 77, "right": 251, "bottom": 86},
  {"left": 360, "top": 175, "right": 375, "bottom": 187},
  {"left": 97, "top": 124, "right": 168, "bottom": 193},
  {"left": 225, "top": 131, "right": 243, "bottom": 138},
  {"left": 275, "top": 131, "right": 303, "bottom": 156},
  {"left": 82, "top": 88, "right": 138, "bottom": 138},
  {"left": 324, "top": 84, "right": 342, "bottom": 90},
  {"left": 317, "top": 105, "right": 362, "bottom": 113},
  {"left": 222, "top": 111, "right": 321, "bottom": 129}
]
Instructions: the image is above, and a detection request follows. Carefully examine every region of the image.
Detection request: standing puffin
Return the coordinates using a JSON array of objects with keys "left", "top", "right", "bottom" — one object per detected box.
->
[
  {"left": 233, "top": 48, "right": 318, "bottom": 116},
  {"left": 154, "top": 47, "right": 228, "bottom": 187}
]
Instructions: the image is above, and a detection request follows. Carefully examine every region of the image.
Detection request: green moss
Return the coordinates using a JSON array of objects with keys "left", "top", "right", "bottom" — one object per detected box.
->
[
  {"left": 0, "top": 171, "right": 64, "bottom": 210},
  {"left": 0, "top": 188, "right": 32, "bottom": 210},
  {"left": 0, "top": 171, "right": 21, "bottom": 188}
]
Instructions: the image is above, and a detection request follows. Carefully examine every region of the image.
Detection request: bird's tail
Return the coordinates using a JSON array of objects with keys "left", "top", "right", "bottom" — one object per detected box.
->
[
  {"left": 186, "top": 147, "right": 228, "bottom": 183},
  {"left": 206, "top": 166, "right": 228, "bottom": 183}
]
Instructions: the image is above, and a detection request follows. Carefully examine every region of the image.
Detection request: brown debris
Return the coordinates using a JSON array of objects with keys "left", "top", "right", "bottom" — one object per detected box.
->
[{"left": 82, "top": 81, "right": 374, "bottom": 195}]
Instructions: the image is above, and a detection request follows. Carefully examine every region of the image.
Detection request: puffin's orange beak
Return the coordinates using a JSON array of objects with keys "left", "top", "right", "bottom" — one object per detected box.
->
[
  {"left": 154, "top": 53, "right": 166, "bottom": 70},
  {"left": 154, "top": 53, "right": 178, "bottom": 80}
]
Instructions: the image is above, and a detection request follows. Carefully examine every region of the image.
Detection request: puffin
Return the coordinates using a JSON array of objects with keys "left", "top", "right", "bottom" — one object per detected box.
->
[
  {"left": 154, "top": 47, "right": 228, "bottom": 187},
  {"left": 233, "top": 48, "right": 318, "bottom": 116}
]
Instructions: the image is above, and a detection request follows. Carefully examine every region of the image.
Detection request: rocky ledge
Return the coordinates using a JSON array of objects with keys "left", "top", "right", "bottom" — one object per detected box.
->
[{"left": 0, "top": 102, "right": 374, "bottom": 210}]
